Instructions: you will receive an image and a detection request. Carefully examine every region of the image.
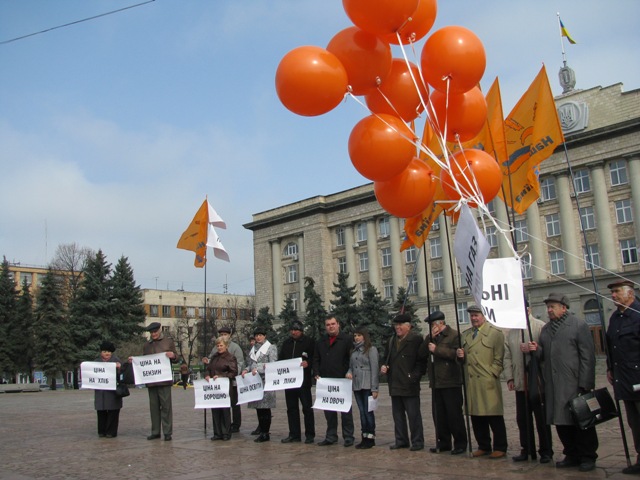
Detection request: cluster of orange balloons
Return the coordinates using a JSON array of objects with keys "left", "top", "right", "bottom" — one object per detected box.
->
[{"left": 275, "top": 0, "right": 499, "bottom": 219}]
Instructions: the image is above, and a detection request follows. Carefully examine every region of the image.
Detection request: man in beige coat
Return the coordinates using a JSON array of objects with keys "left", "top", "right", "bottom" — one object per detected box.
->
[
  {"left": 503, "top": 304, "right": 553, "bottom": 463},
  {"left": 456, "top": 305, "right": 507, "bottom": 459}
]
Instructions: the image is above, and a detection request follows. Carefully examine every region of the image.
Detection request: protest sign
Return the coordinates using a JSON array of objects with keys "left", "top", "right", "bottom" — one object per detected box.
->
[
  {"left": 236, "top": 372, "right": 264, "bottom": 405},
  {"left": 80, "top": 361, "right": 117, "bottom": 390},
  {"left": 481, "top": 257, "right": 527, "bottom": 329},
  {"left": 313, "top": 377, "right": 352, "bottom": 413},
  {"left": 131, "top": 353, "right": 173, "bottom": 385},
  {"left": 193, "top": 378, "right": 231, "bottom": 409},
  {"left": 264, "top": 358, "right": 303, "bottom": 391}
]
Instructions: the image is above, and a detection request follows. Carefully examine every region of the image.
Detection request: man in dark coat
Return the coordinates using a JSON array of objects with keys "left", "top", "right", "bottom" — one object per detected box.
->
[
  {"left": 312, "top": 316, "right": 354, "bottom": 447},
  {"left": 605, "top": 280, "right": 640, "bottom": 474},
  {"left": 529, "top": 293, "right": 598, "bottom": 472},
  {"left": 279, "top": 320, "right": 315, "bottom": 444},
  {"left": 424, "top": 311, "right": 467, "bottom": 455},
  {"left": 381, "top": 313, "right": 427, "bottom": 451}
]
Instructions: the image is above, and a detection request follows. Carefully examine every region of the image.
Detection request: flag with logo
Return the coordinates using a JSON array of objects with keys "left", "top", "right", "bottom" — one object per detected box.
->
[{"left": 177, "top": 199, "right": 229, "bottom": 267}]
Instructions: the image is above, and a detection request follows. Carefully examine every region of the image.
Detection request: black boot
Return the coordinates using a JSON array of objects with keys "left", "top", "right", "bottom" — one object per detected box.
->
[
  {"left": 254, "top": 433, "right": 270, "bottom": 443},
  {"left": 355, "top": 435, "right": 367, "bottom": 449}
]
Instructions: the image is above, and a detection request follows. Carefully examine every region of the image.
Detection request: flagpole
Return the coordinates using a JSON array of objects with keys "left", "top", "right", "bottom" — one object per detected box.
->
[{"left": 203, "top": 261, "right": 208, "bottom": 435}]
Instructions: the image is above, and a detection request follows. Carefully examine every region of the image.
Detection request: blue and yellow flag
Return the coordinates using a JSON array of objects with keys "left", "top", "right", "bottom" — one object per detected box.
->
[{"left": 559, "top": 18, "right": 576, "bottom": 44}]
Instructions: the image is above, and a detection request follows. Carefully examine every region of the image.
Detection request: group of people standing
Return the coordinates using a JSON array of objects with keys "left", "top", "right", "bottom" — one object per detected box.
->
[{"left": 91, "top": 280, "right": 640, "bottom": 475}]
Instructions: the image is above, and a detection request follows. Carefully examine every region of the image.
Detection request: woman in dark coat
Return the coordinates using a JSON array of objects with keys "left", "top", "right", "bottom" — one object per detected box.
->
[
  {"left": 94, "top": 341, "right": 122, "bottom": 438},
  {"left": 205, "top": 336, "right": 238, "bottom": 441}
]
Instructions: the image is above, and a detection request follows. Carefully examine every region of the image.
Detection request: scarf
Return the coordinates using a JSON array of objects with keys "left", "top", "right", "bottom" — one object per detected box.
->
[
  {"left": 250, "top": 340, "right": 271, "bottom": 362},
  {"left": 549, "top": 311, "right": 568, "bottom": 336}
]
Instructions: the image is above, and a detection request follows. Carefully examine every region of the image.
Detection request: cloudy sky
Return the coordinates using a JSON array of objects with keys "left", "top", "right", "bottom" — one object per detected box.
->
[{"left": 1, "top": 0, "right": 639, "bottom": 296}]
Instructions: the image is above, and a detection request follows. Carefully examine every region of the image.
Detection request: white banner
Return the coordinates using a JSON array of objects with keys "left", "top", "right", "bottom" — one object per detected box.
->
[
  {"left": 131, "top": 353, "right": 173, "bottom": 385},
  {"left": 481, "top": 257, "right": 527, "bottom": 329},
  {"left": 453, "top": 204, "right": 490, "bottom": 306},
  {"left": 80, "top": 362, "right": 117, "bottom": 390},
  {"left": 264, "top": 358, "right": 304, "bottom": 391},
  {"left": 193, "top": 378, "right": 231, "bottom": 409},
  {"left": 236, "top": 372, "right": 264, "bottom": 405},
  {"left": 313, "top": 377, "right": 352, "bottom": 413}
]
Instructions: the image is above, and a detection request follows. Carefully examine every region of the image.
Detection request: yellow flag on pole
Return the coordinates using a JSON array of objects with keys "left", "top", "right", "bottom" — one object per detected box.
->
[{"left": 177, "top": 199, "right": 229, "bottom": 267}]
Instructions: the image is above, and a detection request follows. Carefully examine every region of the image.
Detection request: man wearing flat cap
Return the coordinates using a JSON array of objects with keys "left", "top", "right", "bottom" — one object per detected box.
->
[
  {"left": 423, "top": 311, "right": 467, "bottom": 455},
  {"left": 133, "top": 322, "right": 178, "bottom": 441},
  {"left": 605, "top": 280, "right": 640, "bottom": 474},
  {"left": 456, "top": 305, "right": 507, "bottom": 459},
  {"left": 204, "top": 326, "right": 244, "bottom": 433},
  {"left": 528, "top": 293, "right": 598, "bottom": 472},
  {"left": 380, "top": 313, "right": 427, "bottom": 451},
  {"left": 278, "top": 320, "right": 315, "bottom": 444}
]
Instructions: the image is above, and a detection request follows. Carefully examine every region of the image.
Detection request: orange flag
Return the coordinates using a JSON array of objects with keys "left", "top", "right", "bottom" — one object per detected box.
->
[
  {"left": 499, "top": 65, "right": 564, "bottom": 213},
  {"left": 177, "top": 199, "right": 228, "bottom": 267}
]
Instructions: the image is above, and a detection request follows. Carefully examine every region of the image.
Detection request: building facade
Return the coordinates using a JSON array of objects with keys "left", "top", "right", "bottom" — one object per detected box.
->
[{"left": 244, "top": 80, "right": 640, "bottom": 341}]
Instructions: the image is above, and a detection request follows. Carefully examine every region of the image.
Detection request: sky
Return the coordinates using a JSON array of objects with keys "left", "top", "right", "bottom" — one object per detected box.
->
[{"left": 1, "top": 0, "right": 639, "bottom": 296}]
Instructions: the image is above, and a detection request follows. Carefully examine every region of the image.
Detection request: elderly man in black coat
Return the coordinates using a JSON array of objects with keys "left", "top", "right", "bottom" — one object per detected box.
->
[{"left": 381, "top": 313, "right": 427, "bottom": 451}]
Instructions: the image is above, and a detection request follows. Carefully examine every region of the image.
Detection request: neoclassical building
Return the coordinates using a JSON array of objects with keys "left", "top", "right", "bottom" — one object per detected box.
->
[{"left": 244, "top": 73, "right": 640, "bottom": 343}]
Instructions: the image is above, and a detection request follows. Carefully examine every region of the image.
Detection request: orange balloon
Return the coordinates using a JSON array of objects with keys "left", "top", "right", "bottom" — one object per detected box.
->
[
  {"left": 275, "top": 46, "right": 348, "bottom": 117},
  {"left": 421, "top": 26, "right": 486, "bottom": 94},
  {"left": 374, "top": 158, "right": 436, "bottom": 218},
  {"left": 383, "top": 0, "right": 437, "bottom": 45},
  {"left": 343, "top": 0, "right": 419, "bottom": 36},
  {"left": 349, "top": 114, "right": 416, "bottom": 181},
  {"left": 365, "top": 59, "right": 429, "bottom": 122},
  {"left": 428, "top": 87, "right": 487, "bottom": 142},
  {"left": 327, "top": 27, "right": 392, "bottom": 96},
  {"left": 440, "top": 149, "right": 502, "bottom": 206}
]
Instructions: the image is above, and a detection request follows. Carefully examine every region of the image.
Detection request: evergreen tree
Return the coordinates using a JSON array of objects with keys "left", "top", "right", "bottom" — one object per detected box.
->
[
  {"left": 329, "top": 272, "right": 359, "bottom": 334},
  {"left": 303, "top": 277, "right": 327, "bottom": 342},
  {"left": 392, "top": 286, "right": 419, "bottom": 327},
  {"left": 33, "top": 269, "right": 74, "bottom": 389},
  {"left": 275, "top": 296, "right": 298, "bottom": 347},
  {"left": 357, "top": 282, "right": 392, "bottom": 351},
  {"left": 68, "top": 250, "right": 113, "bottom": 365},
  {"left": 15, "top": 279, "right": 35, "bottom": 382},
  {"left": 109, "top": 256, "right": 145, "bottom": 342},
  {"left": 253, "top": 306, "right": 277, "bottom": 343},
  {"left": 0, "top": 257, "right": 18, "bottom": 380}
]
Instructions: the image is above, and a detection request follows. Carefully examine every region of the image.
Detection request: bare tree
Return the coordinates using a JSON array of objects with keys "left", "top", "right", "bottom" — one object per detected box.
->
[
  {"left": 170, "top": 313, "right": 202, "bottom": 369},
  {"left": 48, "top": 243, "right": 95, "bottom": 301}
]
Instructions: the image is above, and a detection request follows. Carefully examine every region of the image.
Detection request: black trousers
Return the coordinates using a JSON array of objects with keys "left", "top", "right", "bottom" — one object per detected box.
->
[
  {"left": 556, "top": 424, "right": 598, "bottom": 461},
  {"left": 391, "top": 395, "right": 424, "bottom": 448},
  {"left": 515, "top": 390, "right": 553, "bottom": 457},
  {"left": 284, "top": 386, "right": 315, "bottom": 440},
  {"left": 624, "top": 400, "right": 640, "bottom": 461},
  {"left": 470, "top": 415, "right": 507, "bottom": 452},
  {"left": 256, "top": 408, "right": 272, "bottom": 434},
  {"left": 211, "top": 407, "right": 231, "bottom": 438},
  {"left": 323, "top": 408, "right": 354, "bottom": 443},
  {"left": 230, "top": 383, "right": 241, "bottom": 429},
  {"left": 97, "top": 409, "right": 120, "bottom": 437},
  {"left": 432, "top": 387, "right": 467, "bottom": 450}
]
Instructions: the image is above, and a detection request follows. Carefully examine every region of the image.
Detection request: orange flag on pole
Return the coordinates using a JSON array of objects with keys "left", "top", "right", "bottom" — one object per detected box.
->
[{"left": 177, "top": 199, "right": 229, "bottom": 267}]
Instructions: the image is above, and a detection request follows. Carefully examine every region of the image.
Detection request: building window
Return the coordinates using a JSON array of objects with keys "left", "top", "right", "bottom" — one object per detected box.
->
[
  {"left": 432, "top": 270, "right": 444, "bottom": 291},
  {"left": 150, "top": 305, "right": 159, "bottom": 317},
  {"left": 521, "top": 256, "right": 532, "bottom": 279},
  {"left": 286, "top": 293, "right": 299, "bottom": 311},
  {"left": 514, "top": 219, "right": 529, "bottom": 243},
  {"left": 336, "top": 227, "right": 345, "bottom": 247},
  {"left": 20, "top": 272, "right": 33, "bottom": 286},
  {"left": 615, "top": 199, "right": 633, "bottom": 224},
  {"left": 456, "top": 302, "right": 470, "bottom": 325},
  {"left": 405, "top": 245, "right": 417, "bottom": 263},
  {"left": 406, "top": 275, "right": 418, "bottom": 295},
  {"left": 621, "top": 239, "right": 638, "bottom": 265},
  {"left": 359, "top": 283, "right": 368, "bottom": 300},
  {"left": 383, "top": 279, "right": 393, "bottom": 299},
  {"left": 486, "top": 226, "right": 497, "bottom": 247},
  {"left": 545, "top": 213, "right": 561, "bottom": 237},
  {"left": 573, "top": 169, "right": 591, "bottom": 194},
  {"left": 432, "top": 217, "right": 440, "bottom": 231},
  {"left": 337, "top": 256, "right": 347, "bottom": 274},
  {"left": 378, "top": 217, "right": 390, "bottom": 238},
  {"left": 583, "top": 244, "right": 600, "bottom": 270},
  {"left": 284, "top": 242, "right": 298, "bottom": 257},
  {"left": 540, "top": 177, "right": 556, "bottom": 201},
  {"left": 162, "top": 305, "right": 171, "bottom": 317},
  {"left": 381, "top": 247, "right": 392, "bottom": 267},
  {"left": 610, "top": 160, "right": 628, "bottom": 186},
  {"left": 359, "top": 252, "right": 369, "bottom": 272},
  {"left": 486, "top": 199, "right": 496, "bottom": 215},
  {"left": 221, "top": 308, "right": 228, "bottom": 319},
  {"left": 549, "top": 251, "right": 565, "bottom": 275},
  {"left": 579, "top": 206, "right": 596, "bottom": 231},
  {"left": 286, "top": 264, "right": 298, "bottom": 283},
  {"left": 430, "top": 237, "right": 442, "bottom": 259},
  {"left": 187, "top": 307, "right": 196, "bottom": 318},
  {"left": 356, "top": 222, "right": 367, "bottom": 243},
  {"left": 175, "top": 306, "right": 183, "bottom": 318}
]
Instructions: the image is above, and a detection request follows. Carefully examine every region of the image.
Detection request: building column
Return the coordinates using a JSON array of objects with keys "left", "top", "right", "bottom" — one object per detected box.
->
[
  {"left": 270, "top": 240, "right": 283, "bottom": 313},
  {"left": 494, "top": 198, "right": 512, "bottom": 258},
  {"left": 296, "top": 235, "right": 306, "bottom": 315},
  {"left": 366, "top": 219, "right": 380, "bottom": 291},
  {"left": 628, "top": 156, "right": 640, "bottom": 246},
  {"left": 557, "top": 174, "right": 582, "bottom": 278},
  {"left": 526, "top": 202, "right": 546, "bottom": 281},
  {"left": 389, "top": 217, "right": 404, "bottom": 297},
  {"left": 591, "top": 165, "right": 617, "bottom": 271},
  {"left": 344, "top": 224, "right": 358, "bottom": 290},
  {"left": 441, "top": 214, "right": 454, "bottom": 294},
  {"left": 416, "top": 246, "right": 427, "bottom": 298}
]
